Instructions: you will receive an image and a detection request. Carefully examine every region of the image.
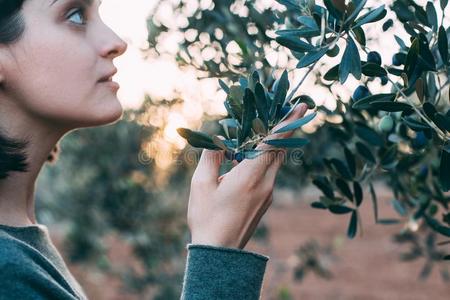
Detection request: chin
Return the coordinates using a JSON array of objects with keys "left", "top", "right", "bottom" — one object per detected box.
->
[
  {"left": 96, "top": 100, "right": 124, "bottom": 125},
  {"left": 79, "top": 97, "right": 124, "bottom": 128}
]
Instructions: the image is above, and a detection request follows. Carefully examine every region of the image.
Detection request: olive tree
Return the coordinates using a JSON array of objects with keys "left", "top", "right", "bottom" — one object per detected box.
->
[{"left": 149, "top": 0, "right": 450, "bottom": 279}]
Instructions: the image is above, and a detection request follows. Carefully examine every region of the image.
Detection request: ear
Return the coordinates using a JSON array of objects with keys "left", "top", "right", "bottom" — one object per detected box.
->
[
  {"left": 0, "top": 70, "right": 4, "bottom": 87},
  {"left": 0, "top": 52, "right": 9, "bottom": 88},
  {"left": 0, "top": 52, "right": 5, "bottom": 85}
]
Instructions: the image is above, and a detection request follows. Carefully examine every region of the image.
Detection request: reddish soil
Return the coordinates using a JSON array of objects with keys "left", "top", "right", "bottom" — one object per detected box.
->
[
  {"left": 50, "top": 183, "right": 450, "bottom": 299},
  {"left": 247, "top": 183, "right": 450, "bottom": 300}
]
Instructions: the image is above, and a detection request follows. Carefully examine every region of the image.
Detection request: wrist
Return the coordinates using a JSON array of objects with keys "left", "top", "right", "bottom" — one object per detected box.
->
[{"left": 191, "top": 235, "right": 241, "bottom": 249}]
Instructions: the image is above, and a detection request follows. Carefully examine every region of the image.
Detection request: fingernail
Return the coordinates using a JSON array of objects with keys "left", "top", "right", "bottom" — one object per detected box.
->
[
  {"left": 277, "top": 150, "right": 285, "bottom": 159},
  {"left": 300, "top": 103, "right": 308, "bottom": 111}
]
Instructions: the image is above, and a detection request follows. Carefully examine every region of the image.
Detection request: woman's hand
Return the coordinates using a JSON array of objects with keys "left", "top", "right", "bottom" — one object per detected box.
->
[{"left": 187, "top": 103, "right": 309, "bottom": 249}]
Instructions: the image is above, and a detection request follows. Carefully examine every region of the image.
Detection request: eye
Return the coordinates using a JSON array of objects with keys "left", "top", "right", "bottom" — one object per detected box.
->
[{"left": 67, "top": 7, "right": 87, "bottom": 25}]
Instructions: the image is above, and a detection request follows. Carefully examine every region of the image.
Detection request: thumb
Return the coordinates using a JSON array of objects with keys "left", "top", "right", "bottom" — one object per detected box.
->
[{"left": 192, "top": 149, "right": 225, "bottom": 188}]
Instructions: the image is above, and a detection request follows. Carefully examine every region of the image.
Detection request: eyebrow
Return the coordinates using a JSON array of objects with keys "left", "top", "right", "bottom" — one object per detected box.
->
[{"left": 50, "top": 0, "right": 102, "bottom": 6}]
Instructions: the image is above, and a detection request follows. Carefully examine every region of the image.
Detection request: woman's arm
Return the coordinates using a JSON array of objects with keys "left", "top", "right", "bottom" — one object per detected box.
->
[
  {"left": 181, "top": 244, "right": 268, "bottom": 300},
  {"left": 181, "top": 103, "right": 309, "bottom": 299}
]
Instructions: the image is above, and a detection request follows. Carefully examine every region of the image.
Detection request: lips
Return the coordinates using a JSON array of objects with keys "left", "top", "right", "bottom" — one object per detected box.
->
[{"left": 98, "top": 68, "right": 118, "bottom": 82}]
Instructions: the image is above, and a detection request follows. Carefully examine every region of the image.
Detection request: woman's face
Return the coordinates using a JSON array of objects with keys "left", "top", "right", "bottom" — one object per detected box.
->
[{"left": 0, "top": 0, "right": 128, "bottom": 130}]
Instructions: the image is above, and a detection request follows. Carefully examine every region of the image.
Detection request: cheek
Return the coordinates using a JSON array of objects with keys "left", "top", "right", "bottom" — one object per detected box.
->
[
  {"left": 5, "top": 13, "right": 123, "bottom": 128},
  {"left": 30, "top": 43, "right": 95, "bottom": 106},
  {"left": 12, "top": 36, "right": 99, "bottom": 122}
]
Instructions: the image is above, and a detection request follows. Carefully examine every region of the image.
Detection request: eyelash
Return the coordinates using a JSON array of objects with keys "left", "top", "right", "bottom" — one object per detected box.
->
[{"left": 66, "top": 6, "right": 88, "bottom": 26}]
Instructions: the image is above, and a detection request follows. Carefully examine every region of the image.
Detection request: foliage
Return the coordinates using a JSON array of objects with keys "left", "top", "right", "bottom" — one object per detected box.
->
[
  {"left": 393, "top": 231, "right": 450, "bottom": 280},
  {"left": 149, "top": 0, "right": 450, "bottom": 280},
  {"left": 293, "top": 239, "right": 335, "bottom": 282},
  {"left": 177, "top": 70, "right": 317, "bottom": 161}
]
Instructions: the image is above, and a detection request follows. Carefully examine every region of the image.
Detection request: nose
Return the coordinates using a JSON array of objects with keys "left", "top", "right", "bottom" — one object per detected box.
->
[{"left": 98, "top": 25, "right": 128, "bottom": 60}]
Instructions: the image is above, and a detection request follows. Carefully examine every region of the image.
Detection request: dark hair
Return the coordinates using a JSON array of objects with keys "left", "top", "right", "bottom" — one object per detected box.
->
[
  {"left": 0, "top": 130, "right": 29, "bottom": 179},
  {"left": 0, "top": 0, "right": 59, "bottom": 179},
  {"left": 0, "top": 0, "right": 27, "bottom": 43}
]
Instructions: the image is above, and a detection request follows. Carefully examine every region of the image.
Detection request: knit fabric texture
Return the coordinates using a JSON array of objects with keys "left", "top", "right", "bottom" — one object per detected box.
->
[
  {"left": 181, "top": 244, "right": 268, "bottom": 299},
  {"left": 0, "top": 224, "right": 87, "bottom": 299},
  {"left": 0, "top": 224, "right": 269, "bottom": 299}
]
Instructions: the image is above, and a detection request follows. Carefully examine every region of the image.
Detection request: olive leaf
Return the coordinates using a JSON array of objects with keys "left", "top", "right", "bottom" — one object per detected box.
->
[
  {"left": 336, "top": 178, "right": 354, "bottom": 200},
  {"left": 297, "top": 47, "right": 330, "bottom": 68},
  {"left": 239, "top": 88, "right": 257, "bottom": 145},
  {"left": 271, "top": 70, "right": 290, "bottom": 118},
  {"left": 439, "top": 144, "right": 450, "bottom": 192},
  {"left": 353, "top": 5, "right": 386, "bottom": 28},
  {"left": 297, "top": 16, "right": 319, "bottom": 30},
  {"left": 355, "top": 123, "right": 384, "bottom": 146},
  {"left": 356, "top": 142, "right": 376, "bottom": 164},
  {"left": 347, "top": 211, "right": 358, "bottom": 239},
  {"left": 324, "top": 0, "right": 344, "bottom": 20},
  {"left": 313, "top": 176, "right": 335, "bottom": 199},
  {"left": 353, "top": 181, "right": 363, "bottom": 206},
  {"left": 273, "top": 112, "right": 317, "bottom": 134},
  {"left": 329, "top": 204, "right": 354, "bottom": 214},
  {"left": 438, "top": 26, "right": 449, "bottom": 65},
  {"left": 339, "top": 36, "right": 362, "bottom": 83},
  {"left": 424, "top": 214, "right": 450, "bottom": 237},
  {"left": 343, "top": 0, "right": 367, "bottom": 28},
  {"left": 263, "top": 138, "right": 310, "bottom": 148},
  {"left": 177, "top": 128, "right": 221, "bottom": 150},
  {"left": 361, "top": 62, "right": 387, "bottom": 77},
  {"left": 425, "top": 2, "right": 438, "bottom": 31},
  {"left": 275, "top": 36, "right": 315, "bottom": 53},
  {"left": 254, "top": 83, "right": 269, "bottom": 129}
]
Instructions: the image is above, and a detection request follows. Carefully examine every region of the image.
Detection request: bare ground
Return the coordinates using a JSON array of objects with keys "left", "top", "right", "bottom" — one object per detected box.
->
[{"left": 247, "top": 183, "right": 450, "bottom": 300}]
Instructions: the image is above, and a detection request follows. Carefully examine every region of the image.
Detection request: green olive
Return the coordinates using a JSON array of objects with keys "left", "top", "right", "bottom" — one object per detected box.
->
[{"left": 378, "top": 115, "right": 394, "bottom": 132}]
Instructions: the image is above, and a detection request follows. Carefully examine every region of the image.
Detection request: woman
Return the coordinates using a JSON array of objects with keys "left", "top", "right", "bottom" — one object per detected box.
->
[{"left": 0, "top": 0, "right": 308, "bottom": 299}]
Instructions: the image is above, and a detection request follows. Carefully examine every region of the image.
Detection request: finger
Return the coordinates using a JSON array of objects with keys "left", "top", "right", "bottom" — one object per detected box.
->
[
  {"left": 228, "top": 149, "right": 278, "bottom": 181},
  {"left": 218, "top": 174, "right": 225, "bottom": 183},
  {"left": 239, "top": 193, "right": 273, "bottom": 248},
  {"left": 263, "top": 149, "right": 286, "bottom": 187},
  {"left": 231, "top": 103, "right": 309, "bottom": 179},
  {"left": 217, "top": 158, "right": 239, "bottom": 183},
  {"left": 192, "top": 149, "right": 225, "bottom": 188},
  {"left": 267, "top": 102, "right": 309, "bottom": 141}
]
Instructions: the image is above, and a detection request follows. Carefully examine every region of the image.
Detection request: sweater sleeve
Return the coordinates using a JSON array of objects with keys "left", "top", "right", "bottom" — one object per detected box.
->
[{"left": 180, "top": 244, "right": 269, "bottom": 300}]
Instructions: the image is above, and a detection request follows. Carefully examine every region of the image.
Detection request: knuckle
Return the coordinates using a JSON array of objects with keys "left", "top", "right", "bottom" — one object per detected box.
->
[{"left": 247, "top": 178, "right": 260, "bottom": 191}]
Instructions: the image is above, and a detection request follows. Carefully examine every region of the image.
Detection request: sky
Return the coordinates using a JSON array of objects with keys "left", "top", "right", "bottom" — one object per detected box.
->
[
  {"left": 99, "top": 0, "right": 225, "bottom": 117},
  {"left": 98, "top": 0, "right": 226, "bottom": 174},
  {"left": 99, "top": 0, "right": 448, "bottom": 113},
  {"left": 99, "top": 0, "right": 166, "bottom": 109}
]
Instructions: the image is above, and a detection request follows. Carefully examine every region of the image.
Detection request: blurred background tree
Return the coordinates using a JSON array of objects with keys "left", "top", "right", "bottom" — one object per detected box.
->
[{"left": 149, "top": 0, "right": 450, "bottom": 266}]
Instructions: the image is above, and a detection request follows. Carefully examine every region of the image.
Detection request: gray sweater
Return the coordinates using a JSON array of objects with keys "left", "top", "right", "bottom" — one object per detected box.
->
[{"left": 0, "top": 224, "right": 268, "bottom": 299}]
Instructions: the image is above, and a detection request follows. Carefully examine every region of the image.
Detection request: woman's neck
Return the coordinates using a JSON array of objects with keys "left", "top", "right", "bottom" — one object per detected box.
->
[{"left": 0, "top": 110, "right": 67, "bottom": 227}]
